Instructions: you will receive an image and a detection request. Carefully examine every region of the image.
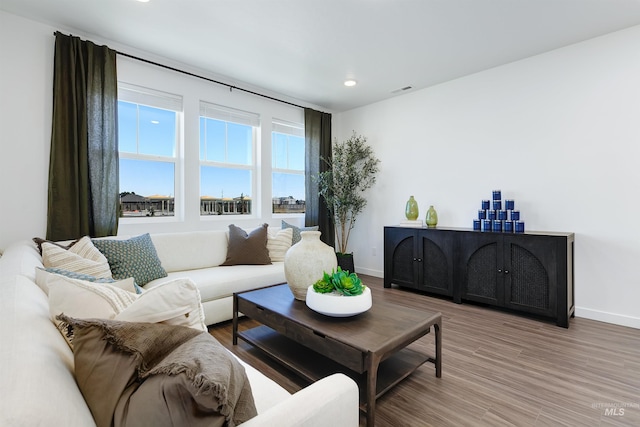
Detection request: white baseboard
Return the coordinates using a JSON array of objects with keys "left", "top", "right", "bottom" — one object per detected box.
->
[
  {"left": 575, "top": 307, "right": 640, "bottom": 329},
  {"left": 356, "top": 267, "right": 640, "bottom": 330},
  {"left": 354, "top": 266, "right": 383, "bottom": 278}
]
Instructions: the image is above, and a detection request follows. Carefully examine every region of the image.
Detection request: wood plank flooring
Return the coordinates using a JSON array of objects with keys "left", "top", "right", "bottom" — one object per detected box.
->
[{"left": 208, "top": 275, "right": 640, "bottom": 426}]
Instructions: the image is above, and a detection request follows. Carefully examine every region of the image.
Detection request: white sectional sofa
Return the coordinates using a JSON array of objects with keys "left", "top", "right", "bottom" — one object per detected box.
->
[
  {"left": 0, "top": 235, "right": 360, "bottom": 426},
  {"left": 144, "top": 229, "right": 288, "bottom": 325}
]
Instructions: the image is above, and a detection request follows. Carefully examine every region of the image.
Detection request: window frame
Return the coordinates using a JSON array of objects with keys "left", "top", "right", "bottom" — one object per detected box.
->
[
  {"left": 271, "top": 119, "right": 306, "bottom": 216},
  {"left": 117, "top": 83, "right": 183, "bottom": 223},
  {"left": 199, "top": 101, "right": 259, "bottom": 218}
]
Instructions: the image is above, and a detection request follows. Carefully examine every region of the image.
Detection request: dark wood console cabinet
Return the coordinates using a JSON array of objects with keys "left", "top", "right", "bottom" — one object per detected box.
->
[
  {"left": 383, "top": 227, "right": 455, "bottom": 297},
  {"left": 384, "top": 226, "right": 575, "bottom": 327}
]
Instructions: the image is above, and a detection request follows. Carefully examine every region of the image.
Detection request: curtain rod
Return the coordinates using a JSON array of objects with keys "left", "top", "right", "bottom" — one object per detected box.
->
[{"left": 54, "top": 31, "right": 315, "bottom": 112}]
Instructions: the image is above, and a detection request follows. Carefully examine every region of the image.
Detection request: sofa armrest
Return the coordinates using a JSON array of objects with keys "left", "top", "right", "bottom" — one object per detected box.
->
[{"left": 242, "top": 373, "right": 359, "bottom": 427}]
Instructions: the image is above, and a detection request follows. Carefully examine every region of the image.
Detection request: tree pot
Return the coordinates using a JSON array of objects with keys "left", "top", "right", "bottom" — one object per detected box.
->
[{"left": 336, "top": 253, "right": 355, "bottom": 274}]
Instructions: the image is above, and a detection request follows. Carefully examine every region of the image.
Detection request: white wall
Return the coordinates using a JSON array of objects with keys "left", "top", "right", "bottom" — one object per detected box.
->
[
  {"left": 0, "top": 11, "right": 52, "bottom": 250},
  {"left": 2, "top": 10, "right": 638, "bottom": 328},
  {"left": 0, "top": 11, "right": 309, "bottom": 251},
  {"left": 335, "top": 25, "right": 640, "bottom": 328}
]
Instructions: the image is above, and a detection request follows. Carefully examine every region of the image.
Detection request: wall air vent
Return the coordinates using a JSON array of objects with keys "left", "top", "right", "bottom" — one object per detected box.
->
[{"left": 391, "top": 86, "right": 413, "bottom": 94}]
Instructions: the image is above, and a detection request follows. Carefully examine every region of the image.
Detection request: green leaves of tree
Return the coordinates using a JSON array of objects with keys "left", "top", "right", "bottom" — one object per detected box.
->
[{"left": 316, "top": 132, "right": 380, "bottom": 254}]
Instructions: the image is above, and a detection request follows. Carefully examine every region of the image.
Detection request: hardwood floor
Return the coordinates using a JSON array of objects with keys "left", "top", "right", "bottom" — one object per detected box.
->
[{"left": 209, "top": 276, "right": 640, "bottom": 426}]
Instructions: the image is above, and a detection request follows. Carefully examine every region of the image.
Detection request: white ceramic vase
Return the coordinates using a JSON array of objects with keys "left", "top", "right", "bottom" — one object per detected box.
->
[{"left": 284, "top": 231, "right": 337, "bottom": 300}]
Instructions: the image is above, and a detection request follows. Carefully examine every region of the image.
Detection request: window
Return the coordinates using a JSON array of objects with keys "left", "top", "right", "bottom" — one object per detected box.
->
[
  {"left": 199, "top": 102, "right": 259, "bottom": 215},
  {"left": 272, "top": 120, "right": 305, "bottom": 214},
  {"left": 118, "top": 84, "right": 182, "bottom": 218}
]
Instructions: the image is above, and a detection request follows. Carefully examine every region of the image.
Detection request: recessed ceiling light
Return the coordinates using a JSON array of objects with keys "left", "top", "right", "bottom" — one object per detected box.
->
[
  {"left": 344, "top": 79, "right": 357, "bottom": 87},
  {"left": 137, "top": 0, "right": 150, "bottom": 3}
]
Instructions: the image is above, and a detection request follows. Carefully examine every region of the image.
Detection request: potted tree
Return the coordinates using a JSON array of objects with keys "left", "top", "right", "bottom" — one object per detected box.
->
[{"left": 316, "top": 132, "right": 380, "bottom": 272}]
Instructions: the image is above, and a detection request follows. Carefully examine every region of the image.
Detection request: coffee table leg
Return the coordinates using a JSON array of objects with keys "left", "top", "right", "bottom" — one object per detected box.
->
[
  {"left": 366, "top": 353, "right": 381, "bottom": 426},
  {"left": 232, "top": 293, "right": 238, "bottom": 345},
  {"left": 434, "top": 320, "right": 442, "bottom": 378}
]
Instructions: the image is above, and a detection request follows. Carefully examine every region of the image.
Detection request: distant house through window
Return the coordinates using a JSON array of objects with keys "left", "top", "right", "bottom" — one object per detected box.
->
[
  {"left": 272, "top": 120, "right": 305, "bottom": 214},
  {"left": 117, "top": 84, "right": 182, "bottom": 219},
  {"left": 199, "top": 102, "right": 258, "bottom": 216}
]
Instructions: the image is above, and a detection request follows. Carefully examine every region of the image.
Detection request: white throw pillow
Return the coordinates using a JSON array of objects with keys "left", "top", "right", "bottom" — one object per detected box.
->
[
  {"left": 48, "top": 275, "right": 138, "bottom": 321},
  {"left": 267, "top": 227, "right": 293, "bottom": 262},
  {"left": 48, "top": 275, "right": 207, "bottom": 347},
  {"left": 41, "top": 236, "right": 112, "bottom": 279},
  {"left": 115, "top": 278, "right": 207, "bottom": 332},
  {"left": 48, "top": 275, "right": 139, "bottom": 347}
]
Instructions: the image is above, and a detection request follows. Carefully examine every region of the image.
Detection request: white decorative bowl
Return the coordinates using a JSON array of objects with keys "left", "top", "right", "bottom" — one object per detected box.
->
[{"left": 305, "top": 285, "right": 372, "bottom": 317}]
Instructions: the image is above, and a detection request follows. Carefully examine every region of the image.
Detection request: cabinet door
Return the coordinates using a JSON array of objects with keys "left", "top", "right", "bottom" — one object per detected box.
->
[
  {"left": 384, "top": 228, "right": 418, "bottom": 288},
  {"left": 417, "top": 230, "right": 454, "bottom": 296},
  {"left": 458, "top": 233, "right": 503, "bottom": 305},
  {"left": 503, "top": 235, "right": 557, "bottom": 317}
]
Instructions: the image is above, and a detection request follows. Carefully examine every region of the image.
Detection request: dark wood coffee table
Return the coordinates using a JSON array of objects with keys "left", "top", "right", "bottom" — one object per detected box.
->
[{"left": 233, "top": 284, "right": 442, "bottom": 426}]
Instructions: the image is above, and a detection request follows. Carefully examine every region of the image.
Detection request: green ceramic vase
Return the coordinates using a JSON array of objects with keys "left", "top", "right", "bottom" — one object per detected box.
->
[
  {"left": 426, "top": 205, "right": 438, "bottom": 228},
  {"left": 405, "top": 196, "right": 419, "bottom": 220}
]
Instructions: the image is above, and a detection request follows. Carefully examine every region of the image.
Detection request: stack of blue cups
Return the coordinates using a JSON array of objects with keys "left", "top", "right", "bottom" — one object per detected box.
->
[{"left": 473, "top": 190, "right": 525, "bottom": 233}]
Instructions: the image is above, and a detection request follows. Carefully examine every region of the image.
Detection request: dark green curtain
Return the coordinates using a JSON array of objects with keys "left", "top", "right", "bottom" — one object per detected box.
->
[
  {"left": 46, "top": 33, "right": 119, "bottom": 241},
  {"left": 304, "top": 108, "right": 334, "bottom": 248}
]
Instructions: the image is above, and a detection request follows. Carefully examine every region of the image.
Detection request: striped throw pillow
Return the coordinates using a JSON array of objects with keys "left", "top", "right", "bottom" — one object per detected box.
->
[
  {"left": 42, "top": 236, "right": 112, "bottom": 279},
  {"left": 267, "top": 228, "right": 293, "bottom": 262}
]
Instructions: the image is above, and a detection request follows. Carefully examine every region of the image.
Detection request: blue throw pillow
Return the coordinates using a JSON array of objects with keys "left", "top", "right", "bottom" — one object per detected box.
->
[
  {"left": 92, "top": 234, "right": 167, "bottom": 286},
  {"left": 281, "top": 220, "right": 319, "bottom": 245}
]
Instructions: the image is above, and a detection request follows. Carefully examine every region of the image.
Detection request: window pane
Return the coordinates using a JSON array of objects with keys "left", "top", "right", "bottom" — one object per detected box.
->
[
  {"left": 227, "top": 122, "right": 252, "bottom": 165},
  {"left": 120, "top": 159, "right": 174, "bottom": 197},
  {"left": 288, "top": 135, "right": 305, "bottom": 171},
  {"left": 272, "top": 172, "right": 305, "bottom": 213},
  {"left": 200, "top": 166, "right": 252, "bottom": 215},
  {"left": 202, "top": 118, "right": 226, "bottom": 162},
  {"left": 272, "top": 133, "right": 287, "bottom": 169},
  {"left": 138, "top": 105, "right": 176, "bottom": 157},
  {"left": 119, "top": 159, "right": 175, "bottom": 217},
  {"left": 118, "top": 101, "right": 138, "bottom": 154}
]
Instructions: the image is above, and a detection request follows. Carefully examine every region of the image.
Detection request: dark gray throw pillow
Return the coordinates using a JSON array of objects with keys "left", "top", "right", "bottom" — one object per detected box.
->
[{"left": 221, "top": 224, "right": 271, "bottom": 266}]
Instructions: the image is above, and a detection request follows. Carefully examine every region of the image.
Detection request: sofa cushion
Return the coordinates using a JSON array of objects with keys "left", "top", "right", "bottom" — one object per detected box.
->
[
  {"left": 281, "top": 220, "right": 319, "bottom": 245},
  {"left": 62, "top": 316, "right": 257, "bottom": 427},
  {"left": 0, "top": 276, "right": 97, "bottom": 427},
  {"left": 146, "top": 264, "right": 286, "bottom": 303},
  {"left": 41, "top": 236, "right": 112, "bottom": 279},
  {"left": 267, "top": 227, "right": 293, "bottom": 262},
  {"left": 150, "top": 230, "right": 228, "bottom": 272},
  {"left": 221, "top": 224, "right": 271, "bottom": 266},
  {"left": 93, "top": 233, "right": 167, "bottom": 285}
]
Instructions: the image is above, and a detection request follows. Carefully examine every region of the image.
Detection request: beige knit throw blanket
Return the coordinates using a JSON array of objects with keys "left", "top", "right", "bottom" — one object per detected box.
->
[{"left": 58, "top": 314, "right": 257, "bottom": 427}]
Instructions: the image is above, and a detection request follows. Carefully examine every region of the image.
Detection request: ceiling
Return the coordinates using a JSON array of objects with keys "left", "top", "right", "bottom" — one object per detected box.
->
[{"left": 3, "top": 0, "right": 640, "bottom": 112}]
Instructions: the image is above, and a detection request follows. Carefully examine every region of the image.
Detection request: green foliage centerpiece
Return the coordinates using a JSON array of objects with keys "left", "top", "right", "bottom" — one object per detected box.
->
[
  {"left": 305, "top": 267, "right": 372, "bottom": 317},
  {"left": 312, "top": 267, "right": 365, "bottom": 296}
]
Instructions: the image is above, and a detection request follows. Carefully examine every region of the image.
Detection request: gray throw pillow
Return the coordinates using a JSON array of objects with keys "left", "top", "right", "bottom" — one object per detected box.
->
[
  {"left": 221, "top": 224, "right": 271, "bottom": 266},
  {"left": 281, "top": 220, "right": 319, "bottom": 245}
]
